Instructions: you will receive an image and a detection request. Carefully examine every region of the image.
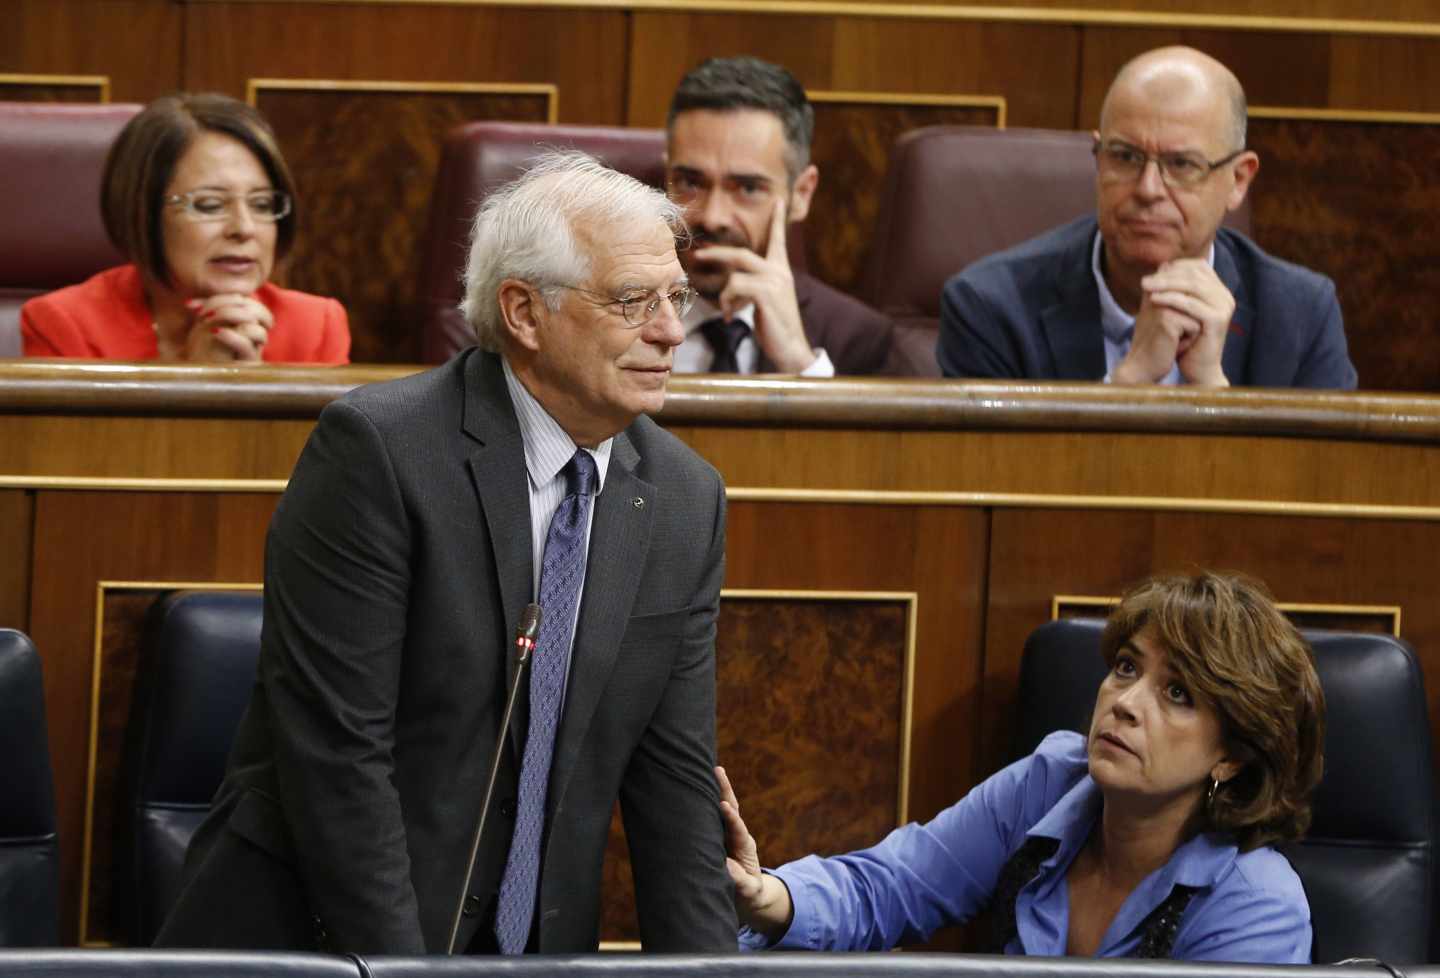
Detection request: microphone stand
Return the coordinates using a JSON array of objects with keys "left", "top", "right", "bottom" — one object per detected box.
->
[{"left": 445, "top": 603, "right": 542, "bottom": 953}]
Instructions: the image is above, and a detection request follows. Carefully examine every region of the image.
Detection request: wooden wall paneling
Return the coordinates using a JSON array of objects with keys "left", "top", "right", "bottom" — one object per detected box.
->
[
  {"left": 0, "top": 416, "right": 316, "bottom": 481},
  {"left": 251, "top": 81, "right": 555, "bottom": 363},
  {"left": 27, "top": 490, "right": 278, "bottom": 944},
  {"left": 0, "top": 73, "right": 109, "bottom": 103},
  {"left": 981, "top": 508, "right": 1440, "bottom": 783},
  {"left": 1326, "top": 36, "right": 1440, "bottom": 115},
  {"left": 1246, "top": 111, "right": 1440, "bottom": 393},
  {"left": 1076, "top": 28, "right": 1335, "bottom": 128},
  {"left": 0, "top": 0, "right": 181, "bottom": 103},
  {"left": 183, "top": 2, "right": 628, "bottom": 124},
  {"left": 722, "top": 501, "right": 989, "bottom": 823},
  {"left": 625, "top": 14, "right": 1078, "bottom": 128},
  {"left": 673, "top": 425, "right": 1440, "bottom": 510},
  {"left": 0, "top": 490, "right": 34, "bottom": 633},
  {"left": 599, "top": 591, "right": 915, "bottom": 942},
  {"left": 806, "top": 93, "right": 1003, "bottom": 296}
]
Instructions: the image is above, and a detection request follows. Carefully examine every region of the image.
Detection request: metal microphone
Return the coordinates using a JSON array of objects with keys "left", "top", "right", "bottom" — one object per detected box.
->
[{"left": 446, "top": 602, "right": 542, "bottom": 953}]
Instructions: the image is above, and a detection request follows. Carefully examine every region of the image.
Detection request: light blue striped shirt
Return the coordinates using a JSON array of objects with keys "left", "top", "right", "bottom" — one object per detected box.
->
[{"left": 501, "top": 358, "right": 612, "bottom": 699}]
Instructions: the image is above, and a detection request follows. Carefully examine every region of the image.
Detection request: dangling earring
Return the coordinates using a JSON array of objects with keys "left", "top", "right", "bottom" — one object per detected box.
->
[{"left": 1206, "top": 777, "right": 1220, "bottom": 811}]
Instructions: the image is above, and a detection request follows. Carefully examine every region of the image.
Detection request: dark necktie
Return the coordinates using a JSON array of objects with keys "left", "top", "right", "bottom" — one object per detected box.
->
[
  {"left": 493, "top": 449, "right": 597, "bottom": 954},
  {"left": 699, "top": 317, "right": 751, "bottom": 373}
]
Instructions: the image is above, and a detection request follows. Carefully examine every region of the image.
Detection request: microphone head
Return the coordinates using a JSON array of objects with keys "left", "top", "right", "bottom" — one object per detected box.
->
[{"left": 518, "top": 603, "right": 542, "bottom": 641}]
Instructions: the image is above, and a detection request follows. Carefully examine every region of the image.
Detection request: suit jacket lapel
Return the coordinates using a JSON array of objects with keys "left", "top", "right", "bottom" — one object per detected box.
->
[
  {"left": 1214, "top": 234, "right": 1254, "bottom": 385},
  {"left": 1041, "top": 229, "right": 1108, "bottom": 380},
  {"left": 546, "top": 428, "right": 655, "bottom": 818},
  {"left": 461, "top": 351, "right": 535, "bottom": 752}
]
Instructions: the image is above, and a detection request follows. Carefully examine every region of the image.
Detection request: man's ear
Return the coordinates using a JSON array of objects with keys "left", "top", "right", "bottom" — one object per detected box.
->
[
  {"left": 498, "top": 278, "right": 545, "bottom": 353},
  {"left": 787, "top": 163, "right": 819, "bottom": 224},
  {"left": 1226, "top": 152, "right": 1260, "bottom": 212}
]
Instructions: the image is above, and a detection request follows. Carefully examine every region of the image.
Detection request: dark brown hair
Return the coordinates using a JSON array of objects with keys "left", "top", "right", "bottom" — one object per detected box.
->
[
  {"left": 100, "top": 93, "right": 297, "bottom": 287},
  {"left": 1100, "top": 571, "right": 1326, "bottom": 851}
]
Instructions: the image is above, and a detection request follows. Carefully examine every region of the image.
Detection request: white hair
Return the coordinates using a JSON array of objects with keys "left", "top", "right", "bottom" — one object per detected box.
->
[{"left": 460, "top": 149, "right": 686, "bottom": 352}]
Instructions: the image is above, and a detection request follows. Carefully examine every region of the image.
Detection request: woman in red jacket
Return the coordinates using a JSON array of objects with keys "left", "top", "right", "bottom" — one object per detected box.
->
[{"left": 22, "top": 93, "right": 350, "bottom": 363}]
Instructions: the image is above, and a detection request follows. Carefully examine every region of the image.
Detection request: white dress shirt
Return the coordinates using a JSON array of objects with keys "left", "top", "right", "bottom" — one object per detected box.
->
[{"left": 674, "top": 295, "right": 834, "bottom": 377}]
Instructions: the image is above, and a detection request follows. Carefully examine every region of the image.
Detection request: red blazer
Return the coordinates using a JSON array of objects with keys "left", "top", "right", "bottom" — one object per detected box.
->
[{"left": 21, "top": 264, "right": 351, "bottom": 364}]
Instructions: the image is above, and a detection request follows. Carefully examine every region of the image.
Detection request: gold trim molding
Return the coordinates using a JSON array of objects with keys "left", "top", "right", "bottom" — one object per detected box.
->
[
  {"left": 722, "top": 588, "right": 918, "bottom": 825},
  {"left": 810, "top": 90, "right": 1008, "bottom": 128},
  {"left": 0, "top": 73, "right": 111, "bottom": 102},
  {"left": 1251, "top": 106, "right": 1440, "bottom": 126},
  {"left": 1052, "top": 594, "right": 1403, "bottom": 636},
  {"left": 246, "top": 77, "right": 560, "bottom": 123},
  {"left": 78, "top": 580, "right": 263, "bottom": 946},
  {"left": 187, "top": 1, "right": 1440, "bottom": 39},
  {"left": 9, "top": 477, "right": 1440, "bottom": 523}
]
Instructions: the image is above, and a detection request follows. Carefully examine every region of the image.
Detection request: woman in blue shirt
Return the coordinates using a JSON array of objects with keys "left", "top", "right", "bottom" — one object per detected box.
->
[{"left": 722, "top": 572, "right": 1325, "bottom": 962}]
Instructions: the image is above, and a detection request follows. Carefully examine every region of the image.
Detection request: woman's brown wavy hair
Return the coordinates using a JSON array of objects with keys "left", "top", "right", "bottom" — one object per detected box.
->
[{"left": 1100, "top": 572, "right": 1326, "bottom": 851}]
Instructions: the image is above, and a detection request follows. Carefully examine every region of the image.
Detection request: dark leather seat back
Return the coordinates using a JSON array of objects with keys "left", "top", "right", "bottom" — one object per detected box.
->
[
  {"left": 1015, "top": 618, "right": 1435, "bottom": 964},
  {"left": 862, "top": 125, "right": 1253, "bottom": 362},
  {"left": 417, "top": 122, "right": 668, "bottom": 364},
  {"left": 0, "top": 102, "right": 140, "bottom": 357},
  {"left": 0, "top": 630, "right": 59, "bottom": 946},
  {"left": 115, "top": 591, "right": 263, "bottom": 945}
]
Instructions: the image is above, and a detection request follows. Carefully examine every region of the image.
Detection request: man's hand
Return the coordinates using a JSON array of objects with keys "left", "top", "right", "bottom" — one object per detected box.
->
[
  {"left": 691, "top": 198, "right": 817, "bottom": 373},
  {"left": 716, "top": 765, "right": 793, "bottom": 939},
  {"left": 1111, "top": 258, "right": 1233, "bottom": 387},
  {"left": 179, "top": 293, "right": 274, "bottom": 362}
]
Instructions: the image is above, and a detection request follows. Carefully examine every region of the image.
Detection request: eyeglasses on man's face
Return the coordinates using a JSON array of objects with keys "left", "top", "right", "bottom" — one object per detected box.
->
[
  {"left": 1092, "top": 138, "right": 1245, "bottom": 190},
  {"left": 558, "top": 284, "right": 696, "bottom": 328},
  {"left": 164, "top": 190, "right": 292, "bottom": 223}
]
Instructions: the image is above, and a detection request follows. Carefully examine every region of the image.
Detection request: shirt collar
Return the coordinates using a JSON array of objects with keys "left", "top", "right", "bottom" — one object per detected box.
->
[
  {"left": 1091, "top": 231, "right": 1216, "bottom": 344},
  {"left": 683, "top": 294, "right": 756, "bottom": 339},
  {"left": 1026, "top": 767, "right": 1240, "bottom": 891},
  {"left": 502, "top": 357, "right": 612, "bottom": 494}
]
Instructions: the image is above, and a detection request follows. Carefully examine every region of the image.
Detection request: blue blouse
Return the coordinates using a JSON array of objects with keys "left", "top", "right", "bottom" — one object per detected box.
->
[{"left": 743, "top": 731, "right": 1311, "bottom": 962}]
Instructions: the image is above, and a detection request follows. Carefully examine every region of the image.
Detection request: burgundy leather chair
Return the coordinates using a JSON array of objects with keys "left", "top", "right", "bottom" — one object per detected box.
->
[
  {"left": 862, "top": 125, "right": 1252, "bottom": 373},
  {"left": 0, "top": 102, "right": 141, "bottom": 357},
  {"left": 416, "top": 122, "right": 668, "bottom": 364}
]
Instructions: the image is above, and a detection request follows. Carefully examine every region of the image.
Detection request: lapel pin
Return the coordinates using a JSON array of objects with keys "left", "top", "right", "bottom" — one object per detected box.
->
[{"left": 632, "top": 496, "right": 645, "bottom": 509}]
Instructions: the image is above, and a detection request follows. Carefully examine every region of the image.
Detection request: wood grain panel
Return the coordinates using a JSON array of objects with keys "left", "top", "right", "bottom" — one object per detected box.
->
[
  {"left": 254, "top": 85, "right": 552, "bottom": 363},
  {"left": 0, "top": 490, "right": 33, "bottom": 633},
  {"left": 1055, "top": 596, "right": 1400, "bottom": 635},
  {"left": 0, "top": 0, "right": 179, "bottom": 103},
  {"left": 626, "top": 14, "right": 1076, "bottom": 129},
  {"left": 1246, "top": 114, "right": 1440, "bottom": 393},
  {"left": 1077, "top": 28, "right": 1335, "bottom": 128},
  {"left": 0, "top": 74, "right": 108, "bottom": 103},
  {"left": 982, "top": 508, "right": 1440, "bottom": 781},
  {"left": 83, "top": 588, "right": 161, "bottom": 946},
  {"left": 806, "top": 96, "right": 1001, "bottom": 296},
  {"left": 600, "top": 594, "right": 913, "bottom": 940},
  {"left": 182, "top": 2, "right": 627, "bottom": 124},
  {"left": 1327, "top": 36, "right": 1440, "bottom": 114},
  {"left": 722, "top": 502, "right": 989, "bottom": 825},
  {"left": 27, "top": 491, "right": 277, "bottom": 943}
]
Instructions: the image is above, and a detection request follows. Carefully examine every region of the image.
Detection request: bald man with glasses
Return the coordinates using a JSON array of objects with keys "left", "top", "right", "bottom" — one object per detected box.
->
[{"left": 938, "top": 46, "right": 1357, "bottom": 389}]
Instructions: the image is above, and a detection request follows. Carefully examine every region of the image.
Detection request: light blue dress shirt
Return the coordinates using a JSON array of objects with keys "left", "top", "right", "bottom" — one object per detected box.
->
[
  {"left": 1094, "top": 233, "right": 1215, "bottom": 386},
  {"left": 743, "top": 731, "right": 1311, "bottom": 963}
]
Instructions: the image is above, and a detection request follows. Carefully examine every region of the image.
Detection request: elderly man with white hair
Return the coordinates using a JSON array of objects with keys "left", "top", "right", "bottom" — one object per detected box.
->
[{"left": 158, "top": 151, "right": 737, "bottom": 956}]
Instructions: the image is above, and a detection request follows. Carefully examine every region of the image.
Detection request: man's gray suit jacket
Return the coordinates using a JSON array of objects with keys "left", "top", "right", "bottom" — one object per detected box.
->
[
  {"left": 936, "top": 216, "right": 1358, "bottom": 389},
  {"left": 157, "top": 349, "right": 737, "bottom": 954}
]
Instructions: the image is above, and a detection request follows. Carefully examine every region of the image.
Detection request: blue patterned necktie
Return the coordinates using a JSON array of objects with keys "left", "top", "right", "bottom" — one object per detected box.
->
[{"left": 493, "top": 449, "right": 597, "bottom": 954}]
